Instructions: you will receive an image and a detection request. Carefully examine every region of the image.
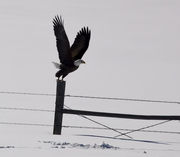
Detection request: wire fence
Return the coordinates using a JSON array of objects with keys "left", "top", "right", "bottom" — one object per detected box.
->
[
  {"left": 0, "top": 105, "right": 179, "bottom": 136},
  {"left": 0, "top": 90, "right": 180, "bottom": 142}
]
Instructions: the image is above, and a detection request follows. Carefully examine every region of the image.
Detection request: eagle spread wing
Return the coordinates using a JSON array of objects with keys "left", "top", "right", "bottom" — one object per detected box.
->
[
  {"left": 53, "top": 15, "right": 73, "bottom": 65},
  {"left": 70, "top": 27, "right": 91, "bottom": 61}
]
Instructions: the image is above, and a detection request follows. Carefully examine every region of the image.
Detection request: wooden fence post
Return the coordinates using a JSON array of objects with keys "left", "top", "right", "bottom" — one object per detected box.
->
[{"left": 53, "top": 80, "right": 66, "bottom": 135}]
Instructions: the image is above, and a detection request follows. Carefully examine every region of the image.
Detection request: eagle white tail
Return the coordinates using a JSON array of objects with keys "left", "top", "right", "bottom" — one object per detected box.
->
[{"left": 52, "top": 62, "right": 60, "bottom": 69}]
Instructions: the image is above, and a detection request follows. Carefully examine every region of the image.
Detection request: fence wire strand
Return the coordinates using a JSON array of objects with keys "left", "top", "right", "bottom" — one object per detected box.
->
[
  {"left": 0, "top": 91, "right": 180, "bottom": 104},
  {"left": 0, "top": 121, "right": 179, "bottom": 135}
]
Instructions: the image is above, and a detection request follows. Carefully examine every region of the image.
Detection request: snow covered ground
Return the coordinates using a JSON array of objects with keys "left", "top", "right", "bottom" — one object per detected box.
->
[{"left": 0, "top": 0, "right": 180, "bottom": 156}]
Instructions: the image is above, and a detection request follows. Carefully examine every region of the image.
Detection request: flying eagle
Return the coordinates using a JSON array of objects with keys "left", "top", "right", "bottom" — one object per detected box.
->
[{"left": 52, "top": 15, "right": 91, "bottom": 80}]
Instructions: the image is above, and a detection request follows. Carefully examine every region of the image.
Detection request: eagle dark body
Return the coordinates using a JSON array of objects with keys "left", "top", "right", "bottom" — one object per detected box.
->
[
  {"left": 55, "top": 64, "right": 78, "bottom": 79},
  {"left": 53, "top": 15, "right": 91, "bottom": 80}
]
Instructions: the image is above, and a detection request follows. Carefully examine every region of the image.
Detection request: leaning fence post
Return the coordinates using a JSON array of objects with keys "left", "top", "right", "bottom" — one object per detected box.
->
[{"left": 53, "top": 80, "right": 66, "bottom": 135}]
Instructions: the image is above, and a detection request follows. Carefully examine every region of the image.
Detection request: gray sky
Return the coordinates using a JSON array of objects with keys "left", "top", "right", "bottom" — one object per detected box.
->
[{"left": 0, "top": 0, "right": 180, "bottom": 115}]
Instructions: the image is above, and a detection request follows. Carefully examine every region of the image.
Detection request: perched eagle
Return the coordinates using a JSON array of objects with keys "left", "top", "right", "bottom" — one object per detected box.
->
[{"left": 52, "top": 15, "right": 91, "bottom": 80}]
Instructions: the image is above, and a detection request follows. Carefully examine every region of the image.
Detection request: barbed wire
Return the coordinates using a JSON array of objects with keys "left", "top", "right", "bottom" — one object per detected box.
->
[{"left": 0, "top": 91, "right": 180, "bottom": 104}]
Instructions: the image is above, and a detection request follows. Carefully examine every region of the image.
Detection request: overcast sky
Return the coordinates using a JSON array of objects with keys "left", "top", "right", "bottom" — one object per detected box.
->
[{"left": 0, "top": 0, "right": 180, "bottom": 116}]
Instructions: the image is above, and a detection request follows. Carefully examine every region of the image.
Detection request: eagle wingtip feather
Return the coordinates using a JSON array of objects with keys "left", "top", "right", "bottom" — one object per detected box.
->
[{"left": 53, "top": 15, "right": 64, "bottom": 26}]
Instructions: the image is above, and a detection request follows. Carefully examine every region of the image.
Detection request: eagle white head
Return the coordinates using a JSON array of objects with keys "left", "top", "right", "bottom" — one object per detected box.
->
[{"left": 74, "top": 59, "right": 86, "bottom": 67}]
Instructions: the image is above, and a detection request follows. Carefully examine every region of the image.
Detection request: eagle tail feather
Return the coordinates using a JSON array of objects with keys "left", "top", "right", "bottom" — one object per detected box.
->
[{"left": 52, "top": 62, "right": 60, "bottom": 69}]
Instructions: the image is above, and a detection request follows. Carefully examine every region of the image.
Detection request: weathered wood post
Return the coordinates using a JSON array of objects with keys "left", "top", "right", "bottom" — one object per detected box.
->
[{"left": 53, "top": 80, "right": 66, "bottom": 135}]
